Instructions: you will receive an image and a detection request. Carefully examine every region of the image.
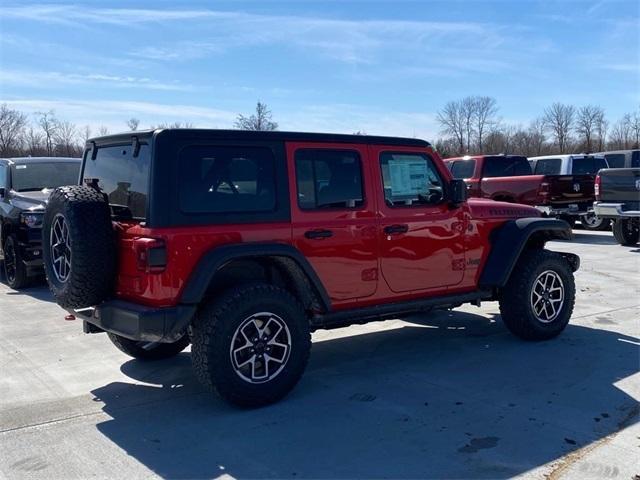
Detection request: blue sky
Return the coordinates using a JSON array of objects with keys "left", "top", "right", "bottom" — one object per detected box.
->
[{"left": 0, "top": 0, "right": 638, "bottom": 139}]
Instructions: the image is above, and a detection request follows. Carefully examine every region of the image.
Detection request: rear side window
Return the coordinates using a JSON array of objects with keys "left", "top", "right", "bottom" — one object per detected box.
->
[
  {"left": 632, "top": 151, "right": 640, "bottom": 168},
  {"left": 450, "top": 160, "right": 476, "bottom": 179},
  {"left": 483, "top": 156, "right": 532, "bottom": 177},
  {"left": 179, "top": 145, "right": 276, "bottom": 213},
  {"left": 604, "top": 154, "right": 625, "bottom": 168},
  {"left": 0, "top": 165, "right": 6, "bottom": 188},
  {"left": 534, "top": 158, "right": 561, "bottom": 175},
  {"left": 572, "top": 156, "right": 608, "bottom": 175},
  {"left": 295, "top": 149, "right": 364, "bottom": 210},
  {"left": 84, "top": 145, "right": 150, "bottom": 220},
  {"left": 380, "top": 152, "right": 444, "bottom": 206}
]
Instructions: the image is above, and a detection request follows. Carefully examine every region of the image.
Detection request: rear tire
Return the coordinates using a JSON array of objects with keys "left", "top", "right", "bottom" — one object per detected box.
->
[
  {"left": 580, "top": 212, "right": 610, "bottom": 231},
  {"left": 612, "top": 218, "right": 640, "bottom": 246},
  {"left": 108, "top": 333, "right": 190, "bottom": 360},
  {"left": 2, "top": 235, "right": 29, "bottom": 289},
  {"left": 42, "top": 186, "right": 116, "bottom": 308},
  {"left": 191, "top": 284, "right": 311, "bottom": 408},
  {"left": 499, "top": 249, "right": 575, "bottom": 341}
]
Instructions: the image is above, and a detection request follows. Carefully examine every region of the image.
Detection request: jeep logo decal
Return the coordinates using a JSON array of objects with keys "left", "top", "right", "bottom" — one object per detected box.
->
[{"left": 573, "top": 183, "right": 580, "bottom": 192}]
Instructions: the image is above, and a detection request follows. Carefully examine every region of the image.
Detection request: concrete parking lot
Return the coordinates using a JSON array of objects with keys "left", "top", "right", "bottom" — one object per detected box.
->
[{"left": 0, "top": 230, "right": 638, "bottom": 479}]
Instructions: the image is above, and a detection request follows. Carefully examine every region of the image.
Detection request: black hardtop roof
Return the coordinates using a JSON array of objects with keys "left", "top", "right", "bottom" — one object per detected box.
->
[
  {"left": 86, "top": 128, "right": 431, "bottom": 148},
  {"left": 1, "top": 157, "right": 81, "bottom": 165}
]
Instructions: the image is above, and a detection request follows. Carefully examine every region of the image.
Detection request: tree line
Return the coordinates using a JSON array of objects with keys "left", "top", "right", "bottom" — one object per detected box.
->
[
  {"left": 435, "top": 96, "right": 640, "bottom": 158},
  {"left": 0, "top": 101, "right": 279, "bottom": 158},
  {"left": 1, "top": 98, "right": 637, "bottom": 158}
]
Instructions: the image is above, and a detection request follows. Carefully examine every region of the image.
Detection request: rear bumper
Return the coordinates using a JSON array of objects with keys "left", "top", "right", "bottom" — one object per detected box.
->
[
  {"left": 71, "top": 300, "right": 196, "bottom": 343},
  {"left": 535, "top": 204, "right": 590, "bottom": 217},
  {"left": 593, "top": 202, "right": 640, "bottom": 219}
]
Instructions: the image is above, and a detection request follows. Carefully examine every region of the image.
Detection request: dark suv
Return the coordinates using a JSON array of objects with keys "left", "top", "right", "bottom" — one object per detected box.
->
[
  {"left": 0, "top": 157, "right": 81, "bottom": 288},
  {"left": 42, "top": 129, "right": 579, "bottom": 407}
]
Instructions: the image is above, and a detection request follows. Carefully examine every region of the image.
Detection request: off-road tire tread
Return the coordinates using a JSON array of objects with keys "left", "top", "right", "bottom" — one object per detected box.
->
[
  {"left": 612, "top": 219, "right": 640, "bottom": 246},
  {"left": 191, "top": 284, "right": 311, "bottom": 408},
  {"left": 43, "top": 185, "right": 116, "bottom": 308},
  {"left": 107, "top": 332, "right": 190, "bottom": 360},
  {"left": 499, "top": 249, "right": 575, "bottom": 341}
]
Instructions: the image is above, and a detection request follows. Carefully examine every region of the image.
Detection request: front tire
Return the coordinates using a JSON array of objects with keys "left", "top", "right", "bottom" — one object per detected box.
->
[
  {"left": 2, "top": 235, "right": 29, "bottom": 289},
  {"left": 107, "top": 333, "right": 190, "bottom": 360},
  {"left": 612, "top": 218, "right": 640, "bottom": 246},
  {"left": 499, "top": 249, "right": 575, "bottom": 341},
  {"left": 191, "top": 284, "right": 311, "bottom": 408}
]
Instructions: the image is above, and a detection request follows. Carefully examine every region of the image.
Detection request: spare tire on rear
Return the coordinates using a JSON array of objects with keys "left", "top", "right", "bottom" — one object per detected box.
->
[{"left": 43, "top": 185, "right": 116, "bottom": 309}]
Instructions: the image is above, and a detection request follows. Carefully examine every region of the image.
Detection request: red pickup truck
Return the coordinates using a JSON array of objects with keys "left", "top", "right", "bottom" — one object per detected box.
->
[{"left": 444, "top": 155, "right": 596, "bottom": 222}]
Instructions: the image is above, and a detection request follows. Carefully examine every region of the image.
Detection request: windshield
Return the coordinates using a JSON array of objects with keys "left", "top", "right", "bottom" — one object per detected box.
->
[
  {"left": 82, "top": 144, "right": 150, "bottom": 220},
  {"left": 572, "top": 156, "right": 608, "bottom": 175},
  {"left": 10, "top": 162, "right": 80, "bottom": 192}
]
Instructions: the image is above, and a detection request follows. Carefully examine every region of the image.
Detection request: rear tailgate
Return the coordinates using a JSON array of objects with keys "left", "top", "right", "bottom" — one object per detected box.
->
[
  {"left": 545, "top": 174, "right": 595, "bottom": 208},
  {"left": 598, "top": 168, "right": 640, "bottom": 209}
]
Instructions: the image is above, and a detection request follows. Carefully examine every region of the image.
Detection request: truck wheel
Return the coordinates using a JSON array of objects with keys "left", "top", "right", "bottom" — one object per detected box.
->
[
  {"left": 499, "top": 249, "right": 575, "bottom": 341},
  {"left": 191, "top": 284, "right": 311, "bottom": 408},
  {"left": 580, "top": 212, "right": 610, "bottom": 231},
  {"left": 42, "top": 186, "right": 116, "bottom": 308},
  {"left": 612, "top": 219, "right": 640, "bottom": 246},
  {"left": 107, "top": 333, "right": 190, "bottom": 360},
  {"left": 2, "top": 235, "right": 29, "bottom": 289}
]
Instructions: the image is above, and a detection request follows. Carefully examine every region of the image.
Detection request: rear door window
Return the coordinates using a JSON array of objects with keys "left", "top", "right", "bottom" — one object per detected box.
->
[
  {"left": 483, "top": 156, "right": 532, "bottom": 177},
  {"left": 632, "top": 151, "right": 640, "bottom": 168},
  {"left": 572, "top": 156, "right": 608, "bottom": 175},
  {"left": 604, "top": 154, "right": 626, "bottom": 168},
  {"left": 179, "top": 145, "right": 276, "bottom": 213},
  {"left": 450, "top": 160, "right": 476, "bottom": 179},
  {"left": 295, "top": 149, "right": 364, "bottom": 210},
  {"left": 534, "top": 158, "right": 562, "bottom": 175}
]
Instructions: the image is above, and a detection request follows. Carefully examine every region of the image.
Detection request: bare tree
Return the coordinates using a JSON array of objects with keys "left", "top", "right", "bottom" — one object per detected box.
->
[
  {"left": 54, "top": 120, "right": 79, "bottom": 156},
  {"left": 98, "top": 125, "right": 109, "bottom": 136},
  {"left": 595, "top": 110, "right": 608, "bottom": 151},
  {"left": 436, "top": 101, "right": 465, "bottom": 154},
  {"left": 609, "top": 114, "right": 631, "bottom": 149},
  {"left": 24, "top": 127, "right": 45, "bottom": 156},
  {"left": 126, "top": 118, "right": 140, "bottom": 131},
  {"left": 0, "top": 104, "right": 27, "bottom": 156},
  {"left": 473, "top": 96, "right": 498, "bottom": 152},
  {"left": 630, "top": 110, "right": 640, "bottom": 148},
  {"left": 528, "top": 118, "right": 546, "bottom": 156},
  {"left": 151, "top": 121, "right": 194, "bottom": 129},
  {"left": 81, "top": 125, "right": 92, "bottom": 143},
  {"left": 576, "top": 105, "right": 605, "bottom": 152},
  {"left": 36, "top": 111, "right": 58, "bottom": 156},
  {"left": 543, "top": 103, "right": 575, "bottom": 153},
  {"left": 234, "top": 102, "right": 278, "bottom": 131}
]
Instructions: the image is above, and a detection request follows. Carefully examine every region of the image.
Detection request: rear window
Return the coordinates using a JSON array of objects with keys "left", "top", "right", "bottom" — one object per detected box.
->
[
  {"left": 604, "top": 154, "right": 625, "bottom": 168},
  {"left": 572, "top": 156, "right": 608, "bottom": 175},
  {"left": 179, "top": 145, "right": 276, "bottom": 214},
  {"left": 533, "top": 158, "right": 562, "bottom": 175},
  {"left": 11, "top": 162, "right": 80, "bottom": 192},
  {"left": 83, "top": 144, "right": 150, "bottom": 220},
  {"left": 632, "top": 151, "right": 640, "bottom": 168},
  {"left": 483, "top": 156, "right": 532, "bottom": 177},
  {"left": 295, "top": 149, "right": 363, "bottom": 210},
  {"left": 450, "top": 160, "right": 476, "bottom": 179}
]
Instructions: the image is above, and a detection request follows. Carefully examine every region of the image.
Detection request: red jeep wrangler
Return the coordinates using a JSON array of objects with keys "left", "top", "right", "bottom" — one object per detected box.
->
[{"left": 42, "top": 129, "right": 579, "bottom": 407}]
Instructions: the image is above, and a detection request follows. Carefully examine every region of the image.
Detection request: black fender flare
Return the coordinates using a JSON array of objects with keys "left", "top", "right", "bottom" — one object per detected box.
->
[
  {"left": 479, "top": 218, "right": 575, "bottom": 288},
  {"left": 179, "top": 243, "right": 331, "bottom": 311}
]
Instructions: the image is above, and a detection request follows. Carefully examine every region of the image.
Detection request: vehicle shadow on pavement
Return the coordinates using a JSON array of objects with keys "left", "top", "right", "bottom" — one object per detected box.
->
[
  {"left": 92, "top": 310, "right": 639, "bottom": 479},
  {"left": 0, "top": 277, "right": 55, "bottom": 303}
]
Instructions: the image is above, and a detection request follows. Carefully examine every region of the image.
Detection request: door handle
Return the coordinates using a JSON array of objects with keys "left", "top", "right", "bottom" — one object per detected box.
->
[
  {"left": 384, "top": 224, "right": 409, "bottom": 235},
  {"left": 304, "top": 229, "right": 333, "bottom": 239}
]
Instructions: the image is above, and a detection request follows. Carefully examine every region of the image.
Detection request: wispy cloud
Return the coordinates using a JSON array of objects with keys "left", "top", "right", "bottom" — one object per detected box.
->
[{"left": 0, "top": 69, "right": 190, "bottom": 91}]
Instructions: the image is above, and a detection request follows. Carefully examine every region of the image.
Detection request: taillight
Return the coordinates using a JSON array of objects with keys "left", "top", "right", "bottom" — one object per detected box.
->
[
  {"left": 134, "top": 237, "right": 167, "bottom": 273},
  {"left": 594, "top": 175, "right": 601, "bottom": 201},
  {"left": 538, "top": 181, "right": 550, "bottom": 204}
]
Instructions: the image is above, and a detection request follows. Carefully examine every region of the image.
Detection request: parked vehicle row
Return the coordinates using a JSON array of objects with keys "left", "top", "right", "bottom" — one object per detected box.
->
[{"left": 594, "top": 167, "right": 640, "bottom": 246}]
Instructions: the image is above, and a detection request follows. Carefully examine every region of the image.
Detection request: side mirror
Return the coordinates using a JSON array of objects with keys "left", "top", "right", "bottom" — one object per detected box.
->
[{"left": 449, "top": 179, "right": 467, "bottom": 206}]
